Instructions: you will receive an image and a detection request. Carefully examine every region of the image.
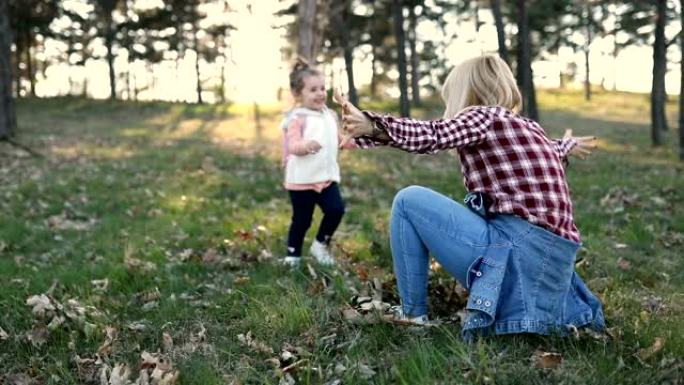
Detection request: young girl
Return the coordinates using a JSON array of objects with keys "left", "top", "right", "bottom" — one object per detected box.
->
[
  {"left": 336, "top": 55, "right": 605, "bottom": 340},
  {"left": 281, "top": 59, "right": 354, "bottom": 267}
]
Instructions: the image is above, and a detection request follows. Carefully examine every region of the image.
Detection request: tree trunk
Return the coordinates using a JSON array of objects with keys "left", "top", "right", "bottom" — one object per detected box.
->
[
  {"left": 14, "top": 33, "right": 21, "bottom": 98},
  {"left": 408, "top": 4, "right": 420, "bottom": 106},
  {"left": 491, "top": 0, "right": 509, "bottom": 64},
  {"left": 679, "top": 0, "right": 684, "bottom": 161},
  {"left": 651, "top": 0, "right": 668, "bottom": 145},
  {"left": 0, "top": 0, "right": 16, "bottom": 138},
  {"left": 516, "top": 0, "right": 538, "bottom": 121},
  {"left": 25, "top": 30, "right": 35, "bottom": 97},
  {"left": 584, "top": 2, "right": 592, "bottom": 101},
  {"left": 333, "top": 1, "right": 358, "bottom": 105},
  {"left": 297, "top": 0, "right": 317, "bottom": 62},
  {"left": 105, "top": 13, "right": 116, "bottom": 100},
  {"left": 193, "top": 27, "right": 203, "bottom": 104},
  {"left": 392, "top": 0, "right": 410, "bottom": 117}
]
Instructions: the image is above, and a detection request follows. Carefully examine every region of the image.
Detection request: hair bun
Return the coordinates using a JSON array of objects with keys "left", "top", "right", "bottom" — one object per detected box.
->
[{"left": 293, "top": 56, "right": 310, "bottom": 72}]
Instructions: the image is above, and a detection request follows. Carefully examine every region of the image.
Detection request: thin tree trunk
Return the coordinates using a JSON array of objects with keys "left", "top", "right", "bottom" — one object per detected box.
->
[
  {"left": 105, "top": 14, "right": 116, "bottom": 100},
  {"left": 297, "top": 0, "right": 317, "bottom": 62},
  {"left": 679, "top": 0, "right": 684, "bottom": 160},
  {"left": 584, "top": 2, "right": 592, "bottom": 101},
  {"left": 0, "top": 0, "right": 16, "bottom": 138},
  {"left": 516, "top": 0, "right": 538, "bottom": 121},
  {"left": 334, "top": 0, "right": 358, "bottom": 105},
  {"left": 25, "top": 30, "right": 35, "bottom": 97},
  {"left": 392, "top": 0, "right": 410, "bottom": 117},
  {"left": 491, "top": 0, "right": 509, "bottom": 64},
  {"left": 193, "top": 27, "right": 202, "bottom": 104},
  {"left": 14, "top": 33, "right": 21, "bottom": 98},
  {"left": 408, "top": 4, "right": 420, "bottom": 106},
  {"left": 651, "top": 0, "right": 668, "bottom": 146}
]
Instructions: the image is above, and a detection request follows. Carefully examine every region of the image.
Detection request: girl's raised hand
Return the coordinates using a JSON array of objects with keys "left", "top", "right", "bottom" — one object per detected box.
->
[
  {"left": 333, "top": 89, "right": 374, "bottom": 147},
  {"left": 564, "top": 129, "right": 597, "bottom": 160}
]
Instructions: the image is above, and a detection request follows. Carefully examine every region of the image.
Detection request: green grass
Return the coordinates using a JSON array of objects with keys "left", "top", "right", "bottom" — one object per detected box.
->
[{"left": 0, "top": 90, "right": 683, "bottom": 384}]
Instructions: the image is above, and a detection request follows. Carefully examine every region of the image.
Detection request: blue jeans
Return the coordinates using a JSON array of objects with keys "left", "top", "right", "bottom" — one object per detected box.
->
[
  {"left": 391, "top": 185, "right": 487, "bottom": 317},
  {"left": 390, "top": 186, "right": 605, "bottom": 339}
]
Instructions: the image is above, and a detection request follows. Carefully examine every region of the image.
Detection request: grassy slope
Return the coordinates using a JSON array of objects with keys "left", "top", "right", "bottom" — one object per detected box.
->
[{"left": 0, "top": 91, "right": 682, "bottom": 384}]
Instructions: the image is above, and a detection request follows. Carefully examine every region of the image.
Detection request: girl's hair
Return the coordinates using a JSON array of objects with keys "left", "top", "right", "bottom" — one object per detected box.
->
[
  {"left": 441, "top": 54, "right": 522, "bottom": 118},
  {"left": 289, "top": 57, "right": 322, "bottom": 95}
]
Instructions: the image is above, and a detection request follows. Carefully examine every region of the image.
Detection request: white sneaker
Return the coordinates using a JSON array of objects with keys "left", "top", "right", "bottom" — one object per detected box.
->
[
  {"left": 281, "top": 256, "right": 301, "bottom": 268},
  {"left": 309, "top": 240, "right": 335, "bottom": 266}
]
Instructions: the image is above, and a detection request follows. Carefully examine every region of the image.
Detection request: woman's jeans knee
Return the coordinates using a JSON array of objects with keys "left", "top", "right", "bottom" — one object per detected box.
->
[{"left": 390, "top": 186, "right": 489, "bottom": 317}]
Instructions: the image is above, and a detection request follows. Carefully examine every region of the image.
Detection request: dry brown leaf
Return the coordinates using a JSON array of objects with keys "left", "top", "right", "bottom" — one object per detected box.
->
[
  {"left": 97, "top": 326, "right": 118, "bottom": 357},
  {"left": 162, "top": 332, "right": 174, "bottom": 352},
  {"left": 26, "top": 294, "right": 55, "bottom": 317},
  {"left": 356, "top": 363, "right": 376, "bottom": 379},
  {"left": 234, "top": 276, "right": 250, "bottom": 285},
  {"left": 638, "top": 337, "right": 665, "bottom": 360},
  {"left": 26, "top": 323, "right": 49, "bottom": 347},
  {"left": 617, "top": 257, "right": 632, "bottom": 272},
  {"left": 201, "top": 248, "right": 221, "bottom": 264},
  {"left": 532, "top": 350, "right": 562, "bottom": 369},
  {"left": 124, "top": 245, "right": 157, "bottom": 272},
  {"left": 91, "top": 278, "right": 110, "bottom": 293},
  {"left": 237, "top": 331, "right": 274, "bottom": 355},
  {"left": 107, "top": 364, "right": 132, "bottom": 385},
  {"left": 1, "top": 326, "right": 10, "bottom": 341},
  {"left": 4, "top": 373, "right": 32, "bottom": 385}
]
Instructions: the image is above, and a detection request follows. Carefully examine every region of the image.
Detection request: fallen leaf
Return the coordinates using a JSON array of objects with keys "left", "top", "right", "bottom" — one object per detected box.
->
[
  {"left": 108, "top": 364, "right": 132, "bottom": 385},
  {"left": 127, "top": 321, "right": 148, "bottom": 332},
  {"left": 638, "top": 337, "right": 665, "bottom": 360},
  {"left": 26, "top": 294, "right": 55, "bottom": 317},
  {"left": 0, "top": 327, "right": 9, "bottom": 341},
  {"left": 162, "top": 332, "right": 174, "bottom": 352},
  {"left": 201, "top": 248, "right": 221, "bottom": 264},
  {"left": 278, "top": 373, "right": 295, "bottom": 385},
  {"left": 237, "top": 331, "right": 274, "bottom": 355},
  {"left": 617, "top": 257, "right": 632, "bottom": 272},
  {"left": 4, "top": 373, "right": 32, "bottom": 385},
  {"left": 234, "top": 276, "right": 250, "bottom": 285},
  {"left": 532, "top": 350, "right": 562, "bottom": 369},
  {"left": 98, "top": 326, "right": 118, "bottom": 356},
  {"left": 356, "top": 363, "right": 376, "bottom": 379},
  {"left": 27, "top": 323, "right": 49, "bottom": 346},
  {"left": 91, "top": 278, "right": 110, "bottom": 293}
]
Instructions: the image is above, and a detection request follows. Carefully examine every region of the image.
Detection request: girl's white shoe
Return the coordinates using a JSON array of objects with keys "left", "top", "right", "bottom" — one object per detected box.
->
[
  {"left": 309, "top": 240, "right": 336, "bottom": 266},
  {"left": 282, "top": 256, "right": 301, "bottom": 268}
]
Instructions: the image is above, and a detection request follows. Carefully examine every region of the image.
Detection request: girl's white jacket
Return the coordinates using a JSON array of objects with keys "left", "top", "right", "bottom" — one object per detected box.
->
[{"left": 282, "top": 107, "right": 341, "bottom": 185}]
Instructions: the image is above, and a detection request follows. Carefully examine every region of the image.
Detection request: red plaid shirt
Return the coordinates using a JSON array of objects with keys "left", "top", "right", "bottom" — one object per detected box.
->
[{"left": 355, "top": 106, "right": 581, "bottom": 242}]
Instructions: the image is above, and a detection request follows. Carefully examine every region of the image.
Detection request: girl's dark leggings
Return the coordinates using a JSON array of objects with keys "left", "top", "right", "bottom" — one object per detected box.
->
[{"left": 287, "top": 182, "right": 345, "bottom": 256}]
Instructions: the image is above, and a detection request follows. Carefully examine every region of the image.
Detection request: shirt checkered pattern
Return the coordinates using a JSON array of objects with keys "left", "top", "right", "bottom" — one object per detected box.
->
[{"left": 354, "top": 106, "right": 581, "bottom": 242}]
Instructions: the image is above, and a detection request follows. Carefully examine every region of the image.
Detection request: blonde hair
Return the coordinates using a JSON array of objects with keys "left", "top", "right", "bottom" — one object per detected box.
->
[{"left": 441, "top": 55, "right": 522, "bottom": 118}]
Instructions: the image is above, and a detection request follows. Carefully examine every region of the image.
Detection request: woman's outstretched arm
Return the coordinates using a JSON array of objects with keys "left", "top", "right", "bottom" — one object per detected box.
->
[{"left": 335, "top": 90, "right": 491, "bottom": 154}]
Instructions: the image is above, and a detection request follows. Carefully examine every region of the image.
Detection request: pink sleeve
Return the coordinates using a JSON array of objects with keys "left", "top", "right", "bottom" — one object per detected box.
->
[{"left": 287, "top": 116, "right": 309, "bottom": 155}]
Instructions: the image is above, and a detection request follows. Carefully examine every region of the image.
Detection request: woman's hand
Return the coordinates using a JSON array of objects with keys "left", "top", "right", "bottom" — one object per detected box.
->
[
  {"left": 304, "top": 140, "right": 322, "bottom": 155},
  {"left": 333, "top": 89, "right": 375, "bottom": 146},
  {"left": 564, "top": 129, "right": 597, "bottom": 159}
]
